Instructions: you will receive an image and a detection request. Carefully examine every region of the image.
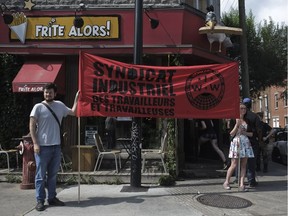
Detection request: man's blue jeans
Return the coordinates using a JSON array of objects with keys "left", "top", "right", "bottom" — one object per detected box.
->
[
  {"left": 247, "top": 145, "right": 258, "bottom": 184},
  {"left": 34, "top": 145, "right": 61, "bottom": 202}
]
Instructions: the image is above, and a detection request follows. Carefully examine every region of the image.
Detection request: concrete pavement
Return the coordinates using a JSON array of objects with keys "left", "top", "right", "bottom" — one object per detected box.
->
[{"left": 1, "top": 161, "right": 287, "bottom": 216}]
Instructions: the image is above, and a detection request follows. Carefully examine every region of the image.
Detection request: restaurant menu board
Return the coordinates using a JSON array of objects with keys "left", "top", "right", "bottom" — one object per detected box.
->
[{"left": 85, "top": 125, "right": 98, "bottom": 145}]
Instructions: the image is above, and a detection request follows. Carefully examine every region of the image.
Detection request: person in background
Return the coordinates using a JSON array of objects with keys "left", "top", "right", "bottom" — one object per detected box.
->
[
  {"left": 198, "top": 119, "right": 228, "bottom": 169},
  {"left": 105, "top": 116, "right": 117, "bottom": 149},
  {"left": 242, "top": 98, "right": 262, "bottom": 188},
  {"left": 205, "top": 5, "right": 217, "bottom": 30},
  {"left": 256, "top": 112, "right": 274, "bottom": 173},
  {"left": 223, "top": 103, "right": 254, "bottom": 191},
  {"left": 30, "top": 83, "right": 79, "bottom": 211}
]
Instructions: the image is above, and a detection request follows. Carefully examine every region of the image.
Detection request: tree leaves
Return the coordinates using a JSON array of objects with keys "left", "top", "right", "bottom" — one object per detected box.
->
[
  {"left": 0, "top": 54, "right": 30, "bottom": 149},
  {"left": 222, "top": 10, "right": 287, "bottom": 96}
]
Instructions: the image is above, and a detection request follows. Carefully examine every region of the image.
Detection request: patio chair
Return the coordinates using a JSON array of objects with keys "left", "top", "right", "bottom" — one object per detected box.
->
[
  {"left": 141, "top": 133, "right": 168, "bottom": 173},
  {"left": 0, "top": 143, "right": 19, "bottom": 173},
  {"left": 93, "top": 133, "right": 121, "bottom": 173}
]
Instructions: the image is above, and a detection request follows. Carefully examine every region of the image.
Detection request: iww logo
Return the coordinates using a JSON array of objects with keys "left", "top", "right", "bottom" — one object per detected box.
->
[{"left": 185, "top": 69, "right": 225, "bottom": 110}]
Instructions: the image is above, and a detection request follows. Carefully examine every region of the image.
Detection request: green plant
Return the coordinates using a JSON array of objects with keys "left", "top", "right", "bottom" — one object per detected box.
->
[
  {"left": 158, "top": 175, "right": 175, "bottom": 186},
  {"left": 102, "top": 177, "right": 123, "bottom": 185},
  {"left": 80, "top": 175, "right": 99, "bottom": 184},
  {"left": 64, "top": 175, "right": 77, "bottom": 185},
  {"left": 5, "top": 174, "right": 21, "bottom": 183},
  {"left": 113, "top": 176, "right": 124, "bottom": 185},
  {"left": 0, "top": 54, "right": 30, "bottom": 152}
]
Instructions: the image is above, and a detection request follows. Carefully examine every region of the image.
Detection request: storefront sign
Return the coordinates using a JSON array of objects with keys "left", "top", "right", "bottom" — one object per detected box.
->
[
  {"left": 77, "top": 53, "right": 240, "bottom": 119},
  {"left": 85, "top": 125, "right": 98, "bottom": 145},
  {"left": 13, "top": 84, "right": 44, "bottom": 92},
  {"left": 10, "top": 16, "right": 120, "bottom": 40}
]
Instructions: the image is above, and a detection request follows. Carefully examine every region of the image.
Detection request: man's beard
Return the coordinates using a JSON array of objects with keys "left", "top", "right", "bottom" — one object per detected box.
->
[{"left": 45, "top": 98, "right": 54, "bottom": 102}]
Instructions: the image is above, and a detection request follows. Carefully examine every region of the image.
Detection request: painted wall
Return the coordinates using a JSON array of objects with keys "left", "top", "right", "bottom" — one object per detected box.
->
[{"left": 0, "top": 8, "right": 215, "bottom": 55}]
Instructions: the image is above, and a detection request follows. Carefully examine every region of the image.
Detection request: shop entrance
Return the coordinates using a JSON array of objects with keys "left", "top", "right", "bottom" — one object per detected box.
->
[{"left": 183, "top": 119, "right": 229, "bottom": 164}]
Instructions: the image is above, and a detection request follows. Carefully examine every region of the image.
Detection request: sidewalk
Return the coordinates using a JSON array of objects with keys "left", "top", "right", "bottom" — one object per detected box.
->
[{"left": 1, "top": 161, "right": 287, "bottom": 216}]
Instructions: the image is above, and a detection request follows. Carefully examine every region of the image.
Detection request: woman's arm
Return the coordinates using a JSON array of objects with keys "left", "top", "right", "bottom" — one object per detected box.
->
[{"left": 230, "top": 119, "right": 240, "bottom": 137}]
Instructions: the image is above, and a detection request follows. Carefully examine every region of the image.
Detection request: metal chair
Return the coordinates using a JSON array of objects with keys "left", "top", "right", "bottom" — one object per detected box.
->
[
  {"left": 142, "top": 133, "right": 168, "bottom": 173},
  {"left": 93, "top": 133, "right": 121, "bottom": 173},
  {"left": 0, "top": 143, "right": 18, "bottom": 173}
]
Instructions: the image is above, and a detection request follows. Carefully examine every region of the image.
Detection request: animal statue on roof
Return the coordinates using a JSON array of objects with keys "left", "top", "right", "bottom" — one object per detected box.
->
[
  {"left": 199, "top": 5, "right": 242, "bottom": 52},
  {"left": 207, "top": 30, "right": 227, "bottom": 52},
  {"left": 205, "top": 5, "right": 217, "bottom": 30},
  {"left": 204, "top": 5, "right": 225, "bottom": 51}
]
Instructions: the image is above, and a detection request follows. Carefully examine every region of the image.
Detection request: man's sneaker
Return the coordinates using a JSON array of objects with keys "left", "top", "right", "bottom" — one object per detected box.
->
[
  {"left": 48, "top": 197, "right": 65, "bottom": 206},
  {"left": 248, "top": 181, "right": 258, "bottom": 188},
  {"left": 35, "top": 201, "right": 45, "bottom": 211}
]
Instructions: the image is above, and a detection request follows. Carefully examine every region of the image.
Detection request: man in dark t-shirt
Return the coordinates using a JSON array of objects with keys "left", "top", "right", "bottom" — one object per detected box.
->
[
  {"left": 256, "top": 112, "right": 274, "bottom": 173},
  {"left": 243, "top": 98, "right": 262, "bottom": 187}
]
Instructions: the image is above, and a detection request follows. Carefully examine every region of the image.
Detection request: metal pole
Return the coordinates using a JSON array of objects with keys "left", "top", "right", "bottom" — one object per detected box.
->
[
  {"left": 237, "top": 137, "right": 241, "bottom": 191},
  {"left": 239, "top": 0, "right": 250, "bottom": 97},
  {"left": 77, "top": 117, "right": 81, "bottom": 203},
  {"left": 130, "top": 0, "right": 143, "bottom": 187}
]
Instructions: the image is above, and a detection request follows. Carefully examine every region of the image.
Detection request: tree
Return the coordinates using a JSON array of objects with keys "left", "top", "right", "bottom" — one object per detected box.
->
[
  {"left": 222, "top": 10, "right": 287, "bottom": 96},
  {"left": 0, "top": 54, "right": 30, "bottom": 150}
]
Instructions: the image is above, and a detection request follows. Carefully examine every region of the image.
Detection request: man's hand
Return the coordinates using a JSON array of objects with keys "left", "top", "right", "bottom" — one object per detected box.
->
[{"left": 34, "top": 143, "right": 40, "bottom": 154}]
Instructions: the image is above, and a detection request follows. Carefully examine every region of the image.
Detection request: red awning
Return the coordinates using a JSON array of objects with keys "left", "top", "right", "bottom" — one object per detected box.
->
[{"left": 12, "top": 60, "right": 65, "bottom": 94}]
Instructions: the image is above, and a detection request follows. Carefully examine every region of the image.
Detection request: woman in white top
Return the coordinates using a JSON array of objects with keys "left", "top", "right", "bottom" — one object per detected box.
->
[{"left": 223, "top": 103, "right": 254, "bottom": 191}]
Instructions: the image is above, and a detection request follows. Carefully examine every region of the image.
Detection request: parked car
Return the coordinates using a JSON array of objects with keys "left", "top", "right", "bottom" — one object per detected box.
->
[
  {"left": 271, "top": 127, "right": 283, "bottom": 139},
  {"left": 271, "top": 131, "right": 287, "bottom": 165}
]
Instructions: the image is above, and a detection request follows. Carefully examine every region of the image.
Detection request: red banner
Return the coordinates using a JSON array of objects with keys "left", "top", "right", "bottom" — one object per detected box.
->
[{"left": 77, "top": 52, "right": 240, "bottom": 118}]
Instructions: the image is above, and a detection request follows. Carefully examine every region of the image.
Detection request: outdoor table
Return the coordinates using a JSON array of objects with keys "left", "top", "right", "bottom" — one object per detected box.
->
[{"left": 117, "top": 138, "right": 131, "bottom": 169}]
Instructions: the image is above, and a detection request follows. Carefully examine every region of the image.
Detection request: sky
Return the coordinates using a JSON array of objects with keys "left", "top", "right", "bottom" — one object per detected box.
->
[{"left": 220, "top": 0, "right": 288, "bottom": 25}]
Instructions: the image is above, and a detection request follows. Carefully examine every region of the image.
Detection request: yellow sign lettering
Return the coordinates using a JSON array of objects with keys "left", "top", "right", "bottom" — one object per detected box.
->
[{"left": 11, "top": 16, "right": 119, "bottom": 40}]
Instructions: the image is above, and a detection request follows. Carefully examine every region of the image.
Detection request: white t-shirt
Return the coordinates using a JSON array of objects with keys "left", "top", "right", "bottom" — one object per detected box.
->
[{"left": 30, "top": 100, "right": 71, "bottom": 146}]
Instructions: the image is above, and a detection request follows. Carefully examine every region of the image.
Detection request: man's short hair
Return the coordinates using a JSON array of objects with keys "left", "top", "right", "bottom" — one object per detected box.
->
[{"left": 44, "top": 83, "right": 57, "bottom": 92}]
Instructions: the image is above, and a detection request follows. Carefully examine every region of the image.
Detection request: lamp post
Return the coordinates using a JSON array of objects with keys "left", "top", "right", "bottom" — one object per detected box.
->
[
  {"left": 130, "top": 0, "right": 143, "bottom": 187},
  {"left": 238, "top": 0, "right": 250, "bottom": 97}
]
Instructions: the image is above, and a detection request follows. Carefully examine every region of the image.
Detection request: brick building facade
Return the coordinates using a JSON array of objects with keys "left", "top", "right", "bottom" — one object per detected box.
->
[{"left": 251, "top": 85, "right": 288, "bottom": 128}]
